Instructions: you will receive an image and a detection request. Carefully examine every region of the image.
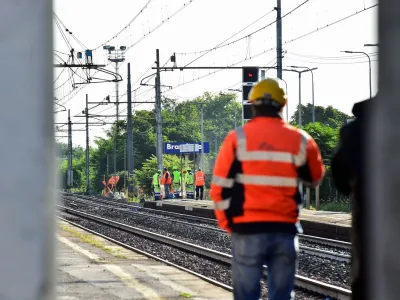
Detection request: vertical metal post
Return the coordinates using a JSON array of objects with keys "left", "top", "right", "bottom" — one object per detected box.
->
[
  {"left": 67, "top": 109, "right": 73, "bottom": 190},
  {"left": 297, "top": 73, "right": 305, "bottom": 207},
  {"left": 369, "top": 2, "right": 398, "bottom": 298},
  {"left": 115, "top": 61, "right": 119, "bottom": 122},
  {"left": 127, "top": 63, "right": 134, "bottom": 194},
  {"left": 0, "top": 0, "right": 55, "bottom": 298},
  {"left": 215, "top": 134, "right": 218, "bottom": 155},
  {"left": 155, "top": 49, "right": 163, "bottom": 171},
  {"left": 106, "top": 154, "right": 109, "bottom": 176},
  {"left": 113, "top": 62, "right": 119, "bottom": 178},
  {"left": 193, "top": 146, "right": 196, "bottom": 171},
  {"left": 124, "top": 139, "right": 126, "bottom": 190},
  {"left": 185, "top": 154, "right": 189, "bottom": 169},
  {"left": 298, "top": 72, "right": 302, "bottom": 128},
  {"left": 200, "top": 103, "right": 204, "bottom": 171},
  {"left": 234, "top": 106, "right": 237, "bottom": 129},
  {"left": 261, "top": 69, "right": 266, "bottom": 80},
  {"left": 85, "top": 94, "right": 90, "bottom": 194},
  {"left": 310, "top": 71, "right": 315, "bottom": 123},
  {"left": 367, "top": 53, "right": 372, "bottom": 99},
  {"left": 276, "top": 0, "right": 283, "bottom": 79},
  {"left": 113, "top": 135, "right": 117, "bottom": 176}
]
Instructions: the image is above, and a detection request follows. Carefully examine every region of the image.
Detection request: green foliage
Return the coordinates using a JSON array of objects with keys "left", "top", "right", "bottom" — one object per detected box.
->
[
  {"left": 302, "top": 122, "right": 339, "bottom": 163},
  {"left": 59, "top": 92, "right": 350, "bottom": 210},
  {"left": 290, "top": 103, "right": 351, "bottom": 128}
]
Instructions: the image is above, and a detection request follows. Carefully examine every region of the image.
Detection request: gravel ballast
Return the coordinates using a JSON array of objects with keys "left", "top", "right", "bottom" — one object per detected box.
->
[
  {"left": 59, "top": 212, "right": 333, "bottom": 300},
  {"left": 61, "top": 197, "right": 351, "bottom": 289}
]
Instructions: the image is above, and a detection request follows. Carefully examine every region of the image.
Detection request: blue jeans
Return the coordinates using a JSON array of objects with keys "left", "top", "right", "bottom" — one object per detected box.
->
[{"left": 231, "top": 232, "right": 298, "bottom": 300}]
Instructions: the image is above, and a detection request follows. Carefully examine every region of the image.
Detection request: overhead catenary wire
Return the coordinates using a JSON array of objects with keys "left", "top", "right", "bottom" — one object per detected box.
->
[
  {"left": 56, "top": 0, "right": 196, "bottom": 104},
  {"left": 161, "top": 3, "right": 378, "bottom": 93},
  {"left": 183, "top": 0, "right": 311, "bottom": 66},
  {"left": 93, "top": 0, "right": 153, "bottom": 50}
]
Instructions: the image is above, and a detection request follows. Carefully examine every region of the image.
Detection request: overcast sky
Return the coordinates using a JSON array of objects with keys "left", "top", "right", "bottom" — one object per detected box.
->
[{"left": 53, "top": 0, "right": 378, "bottom": 147}]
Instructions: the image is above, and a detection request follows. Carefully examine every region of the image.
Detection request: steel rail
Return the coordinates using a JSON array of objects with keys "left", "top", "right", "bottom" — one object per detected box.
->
[
  {"left": 299, "top": 246, "right": 351, "bottom": 263},
  {"left": 57, "top": 205, "right": 232, "bottom": 264},
  {"left": 62, "top": 196, "right": 351, "bottom": 258},
  {"left": 61, "top": 193, "right": 352, "bottom": 250},
  {"left": 61, "top": 196, "right": 222, "bottom": 232},
  {"left": 299, "top": 234, "right": 352, "bottom": 250},
  {"left": 61, "top": 193, "right": 216, "bottom": 223},
  {"left": 57, "top": 205, "right": 351, "bottom": 300}
]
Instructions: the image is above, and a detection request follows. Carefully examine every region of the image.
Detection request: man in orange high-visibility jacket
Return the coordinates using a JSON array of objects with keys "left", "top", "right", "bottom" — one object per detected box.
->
[
  {"left": 162, "top": 167, "right": 172, "bottom": 199},
  {"left": 211, "top": 78, "right": 325, "bottom": 300},
  {"left": 195, "top": 168, "right": 205, "bottom": 200}
]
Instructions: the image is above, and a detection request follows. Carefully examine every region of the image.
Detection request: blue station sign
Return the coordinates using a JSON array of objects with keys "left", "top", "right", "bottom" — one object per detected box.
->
[{"left": 164, "top": 142, "right": 210, "bottom": 154}]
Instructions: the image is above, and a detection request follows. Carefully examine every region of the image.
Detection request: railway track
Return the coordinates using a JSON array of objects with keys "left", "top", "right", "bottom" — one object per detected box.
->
[
  {"left": 61, "top": 193, "right": 351, "bottom": 262},
  {"left": 57, "top": 205, "right": 351, "bottom": 300}
]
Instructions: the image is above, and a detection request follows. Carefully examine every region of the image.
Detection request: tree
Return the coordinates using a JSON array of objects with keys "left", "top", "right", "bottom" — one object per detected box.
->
[
  {"left": 302, "top": 122, "right": 339, "bottom": 164},
  {"left": 290, "top": 104, "right": 351, "bottom": 128}
]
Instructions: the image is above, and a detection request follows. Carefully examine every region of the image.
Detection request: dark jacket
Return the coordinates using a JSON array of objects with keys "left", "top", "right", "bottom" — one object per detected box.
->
[{"left": 331, "top": 97, "right": 375, "bottom": 300}]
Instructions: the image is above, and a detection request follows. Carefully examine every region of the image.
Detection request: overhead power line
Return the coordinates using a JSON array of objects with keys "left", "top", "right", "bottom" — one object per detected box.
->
[
  {"left": 94, "top": 0, "right": 153, "bottom": 50},
  {"left": 57, "top": 0, "right": 195, "bottom": 104},
  {"left": 182, "top": 0, "right": 310, "bottom": 66},
  {"left": 161, "top": 3, "right": 378, "bottom": 92},
  {"left": 177, "top": 9, "right": 275, "bottom": 56}
]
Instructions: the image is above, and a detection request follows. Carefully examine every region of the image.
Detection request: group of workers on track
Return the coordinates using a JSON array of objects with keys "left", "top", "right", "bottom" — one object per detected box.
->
[
  {"left": 149, "top": 77, "right": 362, "bottom": 300},
  {"left": 151, "top": 166, "right": 205, "bottom": 200}
]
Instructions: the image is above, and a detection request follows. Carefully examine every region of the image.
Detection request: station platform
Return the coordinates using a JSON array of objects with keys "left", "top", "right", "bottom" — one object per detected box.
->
[
  {"left": 57, "top": 220, "right": 232, "bottom": 300},
  {"left": 143, "top": 199, "right": 352, "bottom": 241}
]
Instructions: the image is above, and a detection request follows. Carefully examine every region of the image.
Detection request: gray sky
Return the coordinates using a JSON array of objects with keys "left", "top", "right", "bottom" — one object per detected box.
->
[{"left": 53, "top": 0, "right": 378, "bottom": 147}]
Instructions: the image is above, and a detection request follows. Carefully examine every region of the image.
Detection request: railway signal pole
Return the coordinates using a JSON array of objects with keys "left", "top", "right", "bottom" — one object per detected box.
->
[
  {"left": 155, "top": 49, "right": 163, "bottom": 171},
  {"left": 276, "top": 0, "right": 283, "bottom": 79},
  {"left": 85, "top": 94, "right": 90, "bottom": 194},
  {"left": 127, "top": 63, "right": 134, "bottom": 194},
  {"left": 67, "top": 109, "right": 73, "bottom": 191},
  {"left": 103, "top": 45, "right": 126, "bottom": 176}
]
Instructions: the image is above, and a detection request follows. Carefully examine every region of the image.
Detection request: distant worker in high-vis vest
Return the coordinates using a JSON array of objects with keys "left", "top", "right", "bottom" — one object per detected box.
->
[
  {"left": 171, "top": 165, "right": 181, "bottom": 198},
  {"left": 162, "top": 167, "right": 172, "bottom": 199},
  {"left": 211, "top": 78, "right": 325, "bottom": 300},
  {"left": 195, "top": 168, "right": 205, "bottom": 200},
  {"left": 152, "top": 170, "right": 161, "bottom": 200},
  {"left": 185, "top": 168, "right": 194, "bottom": 199}
]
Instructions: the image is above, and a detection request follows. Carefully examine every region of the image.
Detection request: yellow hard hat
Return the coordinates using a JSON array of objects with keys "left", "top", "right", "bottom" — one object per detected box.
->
[{"left": 248, "top": 78, "right": 287, "bottom": 107}]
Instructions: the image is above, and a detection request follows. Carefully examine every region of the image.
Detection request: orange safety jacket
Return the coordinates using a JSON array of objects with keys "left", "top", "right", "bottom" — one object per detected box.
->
[
  {"left": 162, "top": 171, "right": 172, "bottom": 185},
  {"left": 210, "top": 117, "right": 325, "bottom": 234},
  {"left": 195, "top": 171, "right": 205, "bottom": 186}
]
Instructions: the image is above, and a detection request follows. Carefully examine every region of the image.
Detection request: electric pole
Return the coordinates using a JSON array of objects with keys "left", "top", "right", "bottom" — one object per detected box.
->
[
  {"left": 107, "top": 154, "right": 109, "bottom": 176},
  {"left": 85, "top": 94, "right": 89, "bottom": 194},
  {"left": 155, "top": 49, "right": 163, "bottom": 171},
  {"left": 127, "top": 63, "right": 134, "bottom": 195},
  {"left": 67, "top": 109, "right": 73, "bottom": 191},
  {"left": 200, "top": 102, "right": 204, "bottom": 171},
  {"left": 103, "top": 45, "right": 126, "bottom": 177},
  {"left": 124, "top": 139, "right": 126, "bottom": 190},
  {"left": 276, "top": 0, "right": 283, "bottom": 79}
]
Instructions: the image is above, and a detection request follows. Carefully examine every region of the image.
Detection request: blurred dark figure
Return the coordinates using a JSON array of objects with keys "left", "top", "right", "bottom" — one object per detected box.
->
[{"left": 331, "top": 97, "right": 375, "bottom": 300}]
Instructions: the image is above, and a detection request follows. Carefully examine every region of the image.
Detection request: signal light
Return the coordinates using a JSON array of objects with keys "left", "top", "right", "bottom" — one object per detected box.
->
[{"left": 242, "top": 67, "right": 259, "bottom": 83}]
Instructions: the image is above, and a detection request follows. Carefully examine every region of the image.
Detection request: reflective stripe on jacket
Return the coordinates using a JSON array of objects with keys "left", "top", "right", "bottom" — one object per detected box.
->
[
  {"left": 210, "top": 116, "right": 325, "bottom": 234},
  {"left": 195, "top": 171, "right": 205, "bottom": 186}
]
